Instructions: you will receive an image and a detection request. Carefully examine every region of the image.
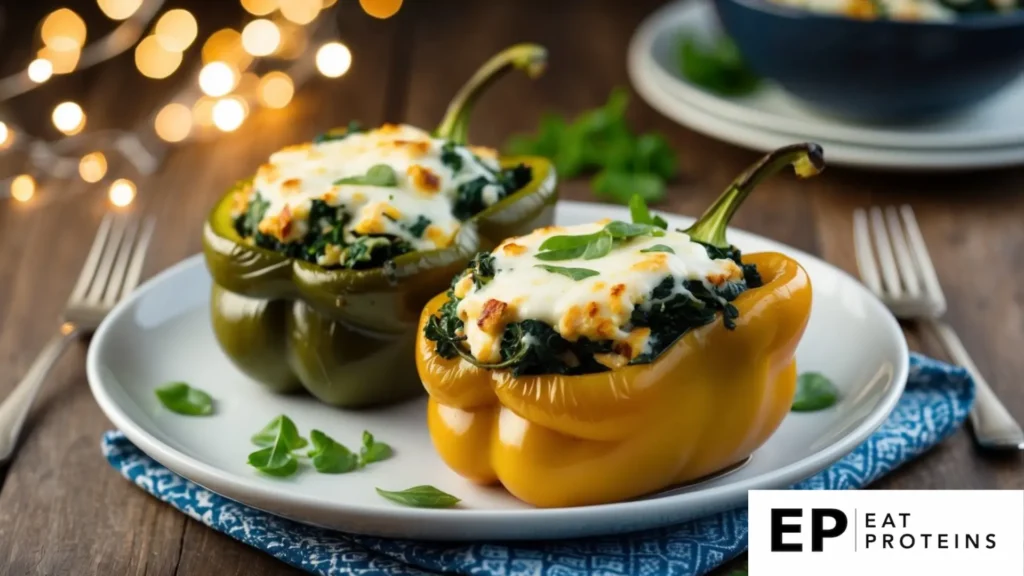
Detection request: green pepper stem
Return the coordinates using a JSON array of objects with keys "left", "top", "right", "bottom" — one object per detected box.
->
[
  {"left": 684, "top": 143, "right": 825, "bottom": 248},
  {"left": 434, "top": 44, "right": 548, "bottom": 144}
]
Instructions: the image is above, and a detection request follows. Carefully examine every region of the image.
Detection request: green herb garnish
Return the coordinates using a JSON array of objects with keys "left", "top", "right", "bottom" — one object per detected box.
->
[
  {"left": 640, "top": 244, "right": 675, "bottom": 254},
  {"left": 678, "top": 34, "right": 760, "bottom": 97},
  {"left": 534, "top": 265, "right": 600, "bottom": 281},
  {"left": 629, "top": 194, "right": 668, "bottom": 230},
  {"left": 359, "top": 430, "right": 393, "bottom": 466},
  {"left": 313, "top": 120, "right": 364, "bottom": 143},
  {"left": 534, "top": 220, "right": 664, "bottom": 262},
  {"left": 154, "top": 382, "right": 213, "bottom": 416},
  {"left": 504, "top": 88, "right": 676, "bottom": 205},
  {"left": 248, "top": 415, "right": 307, "bottom": 477},
  {"left": 406, "top": 215, "right": 432, "bottom": 238},
  {"left": 251, "top": 415, "right": 308, "bottom": 450},
  {"left": 334, "top": 164, "right": 399, "bottom": 187},
  {"left": 791, "top": 372, "right": 840, "bottom": 412},
  {"left": 307, "top": 430, "right": 359, "bottom": 474},
  {"left": 376, "top": 485, "right": 461, "bottom": 508}
]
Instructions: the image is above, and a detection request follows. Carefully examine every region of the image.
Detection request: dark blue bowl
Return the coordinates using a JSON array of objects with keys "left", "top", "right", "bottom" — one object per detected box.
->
[{"left": 712, "top": 0, "right": 1024, "bottom": 123}]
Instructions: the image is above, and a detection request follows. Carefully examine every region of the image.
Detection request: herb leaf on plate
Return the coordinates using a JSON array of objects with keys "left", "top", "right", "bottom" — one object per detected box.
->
[
  {"left": 376, "top": 485, "right": 461, "bottom": 508},
  {"left": 307, "top": 430, "right": 359, "bottom": 474},
  {"left": 359, "top": 430, "right": 393, "bottom": 466},
  {"left": 678, "top": 34, "right": 761, "bottom": 97},
  {"left": 791, "top": 372, "right": 840, "bottom": 412},
  {"left": 251, "top": 415, "right": 308, "bottom": 450},
  {"left": 154, "top": 382, "right": 214, "bottom": 416}
]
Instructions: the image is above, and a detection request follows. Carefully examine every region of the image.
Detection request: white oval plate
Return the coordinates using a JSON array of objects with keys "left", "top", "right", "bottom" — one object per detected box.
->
[
  {"left": 630, "top": 0, "right": 1024, "bottom": 159},
  {"left": 88, "top": 201, "right": 908, "bottom": 541}
]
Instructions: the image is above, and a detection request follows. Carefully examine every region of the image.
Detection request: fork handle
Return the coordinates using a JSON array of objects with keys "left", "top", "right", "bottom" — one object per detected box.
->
[
  {"left": 926, "top": 320, "right": 1024, "bottom": 451},
  {"left": 0, "top": 332, "right": 77, "bottom": 465}
]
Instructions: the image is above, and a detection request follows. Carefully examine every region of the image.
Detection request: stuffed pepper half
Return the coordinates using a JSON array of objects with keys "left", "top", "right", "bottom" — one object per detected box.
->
[
  {"left": 203, "top": 44, "right": 557, "bottom": 408},
  {"left": 416, "top": 144, "right": 824, "bottom": 507}
]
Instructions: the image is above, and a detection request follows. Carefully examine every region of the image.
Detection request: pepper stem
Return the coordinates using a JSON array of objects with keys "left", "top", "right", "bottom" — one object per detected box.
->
[
  {"left": 684, "top": 143, "right": 825, "bottom": 248},
  {"left": 434, "top": 44, "right": 548, "bottom": 144}
]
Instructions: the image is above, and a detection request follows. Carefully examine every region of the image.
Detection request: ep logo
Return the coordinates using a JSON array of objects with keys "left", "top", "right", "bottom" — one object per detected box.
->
[{"left": 770, "top": 508, "right": 848, "bottom": 552}]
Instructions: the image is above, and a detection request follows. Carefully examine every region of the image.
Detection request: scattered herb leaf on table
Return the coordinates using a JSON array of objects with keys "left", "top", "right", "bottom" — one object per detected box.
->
[
  {"left": 376, "top": 485, "right": 461, "bottom": 508},
  {"left": 248, "top": 415, "right": 309, "bottom": 477},
  {"left": 154, "top": 382, "right": 214, "bottom": 416},
  {"left": 792, "top": 372, "right": 840, "bottom": 412},
  {"left": 678, "top": 34, "right": 761, "bottom": 96},
  {"left": 307, "top": 430, "right": 359, "bottom": 474}
]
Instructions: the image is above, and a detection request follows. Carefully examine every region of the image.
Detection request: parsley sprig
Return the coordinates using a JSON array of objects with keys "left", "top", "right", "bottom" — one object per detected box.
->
[{"left": 247, "top": 415, "right": 392, "bottom": 478}]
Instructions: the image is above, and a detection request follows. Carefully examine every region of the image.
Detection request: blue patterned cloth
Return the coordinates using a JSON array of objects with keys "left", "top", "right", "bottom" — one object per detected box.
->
[{"left": 102, "top": 353, "right": 972, "bottom": 576}]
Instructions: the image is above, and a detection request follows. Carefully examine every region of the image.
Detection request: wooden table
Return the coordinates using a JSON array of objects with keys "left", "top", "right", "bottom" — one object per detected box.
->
[{"left": 0, "top": 0, "right": 1020, "bottom": 573}]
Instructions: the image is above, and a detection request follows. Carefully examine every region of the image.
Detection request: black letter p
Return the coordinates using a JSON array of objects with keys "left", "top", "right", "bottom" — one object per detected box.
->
[{"left": 811, "top": 508, "right": 848, "bottom": 552}]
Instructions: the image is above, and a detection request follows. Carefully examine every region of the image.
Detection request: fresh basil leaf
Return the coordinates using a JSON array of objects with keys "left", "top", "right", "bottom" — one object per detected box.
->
[
  {"left": 251, "top": 415, "right": 308, "bottom": 450},
  {"left": 247, "top": 446, "right": 299, "bottom": 477},
  {"left": 603, "top": 220, "right": 665, "bottom": 240},
  {"left": 629, "top": 194, "right": 668, "bottom": 229},
  {"left": 334, "top": 164, "right": 398, "bottom": 187},
  {"left": 534, "top": 265, "right": 600, "bottom": 281},
  {"left": 581, "top": 230, "right": 614, "bottom": 260},
  {"left": 538, "top": 231, "right": 603, "bottom": 252},
  {"left": 154, "top": 382, "right": 214, "bottom": 416},
  {"left": 359, "top": 430, "right": 393, "bottom": 465},
  {"left": 791, "top": 372, "right": 840, "bottom": 412},
  {"left": 679, "top": 34, "right": 760, "bottom": 97},
  {"left": 376, "top": 485, "right": 461, "bottom": 508},
  {"left": 533, "top": 246, "right": 587, "bottom": 261},
  {"left": 307, "top": 430, "right": 359, "bottom": 474},
  {"left": 640, "top": 244, "right": 675, "bottom": 254},
  {"left": 592, "top": 170, "right": 666, "bottom": 205}
]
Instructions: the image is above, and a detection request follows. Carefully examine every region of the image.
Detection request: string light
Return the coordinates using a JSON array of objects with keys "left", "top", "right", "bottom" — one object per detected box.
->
[
  {"left": 322, "top": 0, "right": 339, "bottom": 7},
  {"left": 258, "top": 71, "right": 294, "bottom": 109},
  {"left": 316, "top": 42, "right": 352, "bottom": 78},
  {"left": 98, "top": 0, "right": 144, "bottom": 21},
  {"left": 155, "top": 9, "right": 198, "bottom": 52},
  {"left": 212, "top": 97, "right": 247, "bottom": 132},
  {"left": 78, "top": 152, "right": 108, "bottom": 183},
  {"left": 135, "top": 36, "right": 183, "bottom": 79},
  {"left": 199, "top": 62, "right": 238, "bottom": 97},
  {"left": 241, "top": 0, "right": 279, "bottom": 16},
  {"left": 52, "top": 102, "right": 86, "bottom": 135},
  {"left": 280, "top": 0, "right": 321, "bottom": 24},
  {"left": 108, "top": 178, "right": 136, "bottom": 207},
  {"left": 0, "top": 123, "right": 12, "bottom": 151},
  {"left": 37, "top": 46, "right": 80, "bottom": 75},
  {"left": 242, "top": 19, "right": 281, "bottom": 57},
  {"left": 27, "top": 59, "right": 54, "bottom": 84},
  {"left": 360, "top": 0, "right": 403, "bottom": 19},
  {"left": 41, "top": 9, "right": 87, "bottom": 51},
  {"left": 273, "top": 21, "right": 309, "bottom": 60},
  {"left": 202, "top": 28, "right": 250, "bottom": 68},
  {"left": 155, "top": 103, "right": 193, "bottom": 142},
  {"left": 11, "top": 175, "right": 35, "bottom": 203},
  {"left": 192, "top": 97, "right": 217, "bottom": 127}
]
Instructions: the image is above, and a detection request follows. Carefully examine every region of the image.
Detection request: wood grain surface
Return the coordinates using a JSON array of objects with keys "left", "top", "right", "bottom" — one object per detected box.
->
[{"left": 0, "top": 0, "right": 1019, "bottom": 574}]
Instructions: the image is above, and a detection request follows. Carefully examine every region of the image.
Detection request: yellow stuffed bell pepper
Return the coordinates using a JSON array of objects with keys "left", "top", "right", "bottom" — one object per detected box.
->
[{"left": 415, "top": 144, "right": 824, "bottom": 508}]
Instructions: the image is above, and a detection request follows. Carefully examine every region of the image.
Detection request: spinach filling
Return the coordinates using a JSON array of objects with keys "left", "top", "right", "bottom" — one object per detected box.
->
[
  {"left": 423, "top": 244, "right": 763, "bottom": 377},
  {"left": 231, "top": 135, "right": 532, "bottom": 270}
]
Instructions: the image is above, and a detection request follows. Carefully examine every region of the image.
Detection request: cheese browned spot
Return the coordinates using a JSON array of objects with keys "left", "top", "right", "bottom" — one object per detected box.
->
[
  {"left": 469, "top": 146, "right": 498, "bottom": 160},
  {"left": 257, "top": 163, "right": 280, "bottom": 183},
  {"left": 390, "top": 140, "right": 430, "bottom": 157},
  {"left": 407, "top": 165, "right": 441, "bottom": 193},
  {"left": 501, "top": 243, "right": 527, "bottom": 256},
  {"left": 477, "top": 299, "right": 510, "bottom": 333},
  {"left": 281, "top": 178, "right": 302, "bottom": 196},
  {"left": 258, "top": 205, "right": 294, "bottom": 240},
  {"left": 232, "top": 183, "right": 253, "bottom": 214}
]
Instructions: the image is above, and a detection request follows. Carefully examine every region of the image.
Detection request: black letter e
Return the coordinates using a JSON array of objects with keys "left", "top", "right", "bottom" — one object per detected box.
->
[{"left": 771, "top": 508, "right": 803, "bottom": 552}]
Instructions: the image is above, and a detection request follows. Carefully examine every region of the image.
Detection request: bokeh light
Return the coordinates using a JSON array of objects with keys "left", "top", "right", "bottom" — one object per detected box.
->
[
  {"left": 322, "top": 0, "right": 339, "bottom": 7},
  {"left": 258, "top": 71, "right": 294, "bottom": 108},
  {"left": 236, "top": 72, "right": 260, "bottom": 97},
  {"left": 315, "top": 42, "right": 352, "bottom": 78},
  {"left": 199, "top": 62, "right": 238, "bottom": 97},
  {"left": 37, "top": 46, "right": 80, "bottom": 75},
  {"left": 78, "top": 152, "right": 108, "bottom": 183},
  {"left": 109, "top": 178, "right": 136, "bottom": 207},
  {"left": 98, "top": 0, "right": 144, "bottom": 20},
  {"left": 41, "top": 9, "right": 87, "bottom": 51},
  {"left": 242, "top": 19, "right": 281, "bottom": 56},
  {"left": 212, "top": 97, "right": 247, "bottom": 132},
  {"left": 280, "top": 0, "right": 321, "bottom": 24},
  {"left": 52, "top": 101, "right": 86, "bottom": 135},
  {"left": 241, "top": 0, "right": 278, "bottom": 16},
  {"left": 0, "top": 123, "right": 12, "bottom": 151},
  {"left": 27, "top": 59, "right": 54, "bottom": 83},
  {"left": 192, "top": 97, "right": 216, "bottom": 127},
  {"left": 155, "top": 9, "right": 198, "bottom": 52},
  {"left": 359, "top": 0, "right": 403, "bottom": 19},
  {"left": 155, "top": 103, "right": 193, "bottom": 142},
  {"left": 202, "top": 28, "right": 251, "bottom": 68},
  {"left": 273, "top": 21, "right": 308, "bottom": 59},
  {"left": 11, "top": 175, "right": 35, "bottom": 203},
  {"left": 135, "top": 36, "right": 183, "bottom": 79}
]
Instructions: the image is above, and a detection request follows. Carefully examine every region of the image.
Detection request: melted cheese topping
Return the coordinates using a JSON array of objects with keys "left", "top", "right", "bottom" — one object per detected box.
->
[
  {"left": 456, "top": 221, "right": 744, "bottom": 363},
  {"left": 249, "top": 123, "right": 503, "bottom": 255}
]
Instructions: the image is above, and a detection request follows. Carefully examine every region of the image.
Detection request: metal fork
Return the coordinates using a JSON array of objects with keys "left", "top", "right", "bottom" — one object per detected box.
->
[
  {"left": 0, "top": 214, "right": 155, "bottom": 464},
  {"left": 853, "top": 205, "right": 1024, "bottom": 451}
]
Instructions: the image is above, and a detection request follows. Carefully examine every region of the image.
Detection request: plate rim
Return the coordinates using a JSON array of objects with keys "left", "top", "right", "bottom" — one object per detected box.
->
[
  {"left": 632, "top": 0, "right": 1024, "bottom": 152},
  {"left": 87, "top": 200, "right": 910, "bottom": 539}
]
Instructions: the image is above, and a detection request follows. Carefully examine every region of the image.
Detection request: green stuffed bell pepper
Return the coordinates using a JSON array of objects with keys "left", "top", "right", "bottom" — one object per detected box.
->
[{"left": 202, "top": 44, "right": 557, "bottom": 408}]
